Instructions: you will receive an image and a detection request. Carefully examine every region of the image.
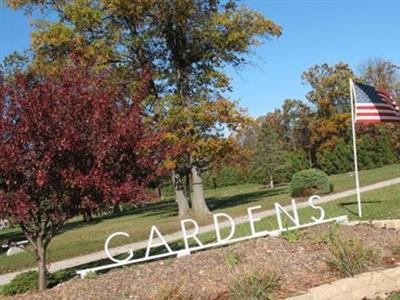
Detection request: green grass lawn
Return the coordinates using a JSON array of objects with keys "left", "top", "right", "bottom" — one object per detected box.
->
[
  {"left": 0, "top": 164, "right": 399, "bottom": 274},
  {"left": 140, "top": 181, "right": 400, "bottom": 253},
  {"left": 203, "top": 181, "right": 400, "bottom": 242}
]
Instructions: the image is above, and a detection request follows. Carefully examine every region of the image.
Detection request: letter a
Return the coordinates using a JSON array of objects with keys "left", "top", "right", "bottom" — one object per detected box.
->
[{"left": 145, "top": 225, "right": 173, "bottom": 258}]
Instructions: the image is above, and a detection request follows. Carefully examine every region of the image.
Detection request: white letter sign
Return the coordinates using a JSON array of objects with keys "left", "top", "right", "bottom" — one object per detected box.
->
[
  {"left": 105, "top": 232, "right": 134, "bottom": 263},
  {"left": 145, "top": 225, "right": 173, "bottom": 258},
  {"left": 180, "top": 219, "right": 203, "bottom": 250},
  {"left": 213, "top": 213, "right": 236, "bottom": 243},
  {"left": 308, "top": 195, "right": 325, "bottom": 223},
  {"left": 275, "top": 199, "right": 300, "bottom": 230},
  {"left": 77, "top": 195, "right": 348, "bottom": 278},
  {"left": 247, "top": 205, "right": 264, "bottom": 236}
]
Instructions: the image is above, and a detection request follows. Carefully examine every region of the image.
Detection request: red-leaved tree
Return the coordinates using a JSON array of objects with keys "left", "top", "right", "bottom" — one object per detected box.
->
[{"left": 0, "top": 63, "right": 172, "bottom": 290}]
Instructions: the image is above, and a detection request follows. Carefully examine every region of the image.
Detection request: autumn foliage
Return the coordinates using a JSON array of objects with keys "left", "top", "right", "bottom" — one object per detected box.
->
[{"left": 0, "top": 62, "right": 172, "bottom": 289}]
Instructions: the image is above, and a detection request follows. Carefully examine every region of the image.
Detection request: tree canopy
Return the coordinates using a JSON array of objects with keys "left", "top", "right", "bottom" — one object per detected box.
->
[
  {"left": 0, "top": 60, "right": 173, "bottom": 290},
  {"left": 5, "top": 0, "right": 282, "bottom": 216}
]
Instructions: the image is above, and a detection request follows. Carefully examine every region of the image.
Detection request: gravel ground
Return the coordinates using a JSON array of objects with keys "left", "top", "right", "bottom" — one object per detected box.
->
[{"left": 6, "top": 224, "right": 400, "bottom": 300}]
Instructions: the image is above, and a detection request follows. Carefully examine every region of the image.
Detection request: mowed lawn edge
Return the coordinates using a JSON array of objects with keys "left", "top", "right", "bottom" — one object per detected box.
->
[{"left": 0, "top": 164, "right": 399, "bottom": 274}]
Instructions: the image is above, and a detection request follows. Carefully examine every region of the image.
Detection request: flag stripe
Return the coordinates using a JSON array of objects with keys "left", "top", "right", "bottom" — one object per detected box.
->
[
  {"left": 356, "top": 116, "right": 400, "bottom": 121},
  {"left": 356, "top": 103, "right": 394, "bottom": 108},
  {"left": 355, "top": 109, "right": 399, "bottom": 114},
  {"left": 357, "top": 113, "right": 399, "bottom": 117}
]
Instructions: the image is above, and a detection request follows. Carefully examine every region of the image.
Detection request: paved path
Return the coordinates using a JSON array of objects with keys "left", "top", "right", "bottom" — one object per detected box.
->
[{"left": 1, "top": 177, "right": 400, "bottom": 285}]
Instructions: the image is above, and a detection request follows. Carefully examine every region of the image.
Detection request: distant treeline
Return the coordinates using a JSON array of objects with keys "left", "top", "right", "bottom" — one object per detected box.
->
[{"left": 200, "top": 59, "right": 400, "bottom": 189}]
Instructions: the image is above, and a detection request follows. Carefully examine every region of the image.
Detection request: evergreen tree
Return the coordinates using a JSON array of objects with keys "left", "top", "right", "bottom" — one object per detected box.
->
[
  {"left": 253, "top": 114, "right": 286, "bottom": 187},
  {"left": 318, "top": 139, "right": 353, "bottom": 174}
]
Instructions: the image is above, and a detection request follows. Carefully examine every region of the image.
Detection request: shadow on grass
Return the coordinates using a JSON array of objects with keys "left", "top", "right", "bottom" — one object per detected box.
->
[
  {"left": 44, "top": 201, "right": 180, "bottom": 236},
  {"left": 338, "top": 200, "right": 383, "bottom": 216},
  {"left": 207, "top": 187, "right": 287, "bottom": 211}
]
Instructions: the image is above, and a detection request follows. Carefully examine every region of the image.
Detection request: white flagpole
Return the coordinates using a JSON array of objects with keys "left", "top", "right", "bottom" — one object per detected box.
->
[{"left": 349, "top": 79, "right": 362, "bottom": 217}]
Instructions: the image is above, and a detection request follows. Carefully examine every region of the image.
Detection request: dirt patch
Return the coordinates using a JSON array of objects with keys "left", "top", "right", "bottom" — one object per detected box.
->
[{"left": 6, "top": 224, "right": 400, "bottom": 300}]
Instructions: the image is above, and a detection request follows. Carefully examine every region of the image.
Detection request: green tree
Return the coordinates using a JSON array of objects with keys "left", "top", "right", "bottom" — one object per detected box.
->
[
  {"left": 317, "top": 139, "right": 353, "bottom": 174},
  {"left": 253, "top": 114, "right": 286, "bottom": 188},
  {"left": 281, "top": 151, "right": 309, "bottom": 182},
  {"left": 358, "top": 134, "right": 396, "bottom": 169},
  {"left": 359, "top": 58, "right": 400, "bottom": 160},
  {"left": 302, "top": 63, "right": 355, "bottom": 167},
  {"left": 302, "top": 63, "right": 354, "bottom": 117},
  {"left": 275, "top": 99, "right": 314, "bottom": 166}
]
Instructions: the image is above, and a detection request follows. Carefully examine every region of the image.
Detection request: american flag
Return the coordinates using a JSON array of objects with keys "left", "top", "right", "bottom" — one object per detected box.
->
[{"left": 353, "top": 82, "right": 400, "bottom": 123}]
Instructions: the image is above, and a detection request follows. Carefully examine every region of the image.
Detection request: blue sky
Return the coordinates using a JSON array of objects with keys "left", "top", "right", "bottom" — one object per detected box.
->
[{"left": 1, "top": 1, "right": 399, "bottom": 116}]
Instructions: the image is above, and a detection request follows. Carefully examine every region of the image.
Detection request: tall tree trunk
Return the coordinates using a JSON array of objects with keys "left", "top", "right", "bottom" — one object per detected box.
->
[
  {"left": 185, "top": 173, "right": 191, "bottom": 206},
  {"left": 291, "top": 133, "right": 297, "bottom": 151},
  {"left": 270, "top": 174, "right": 274, "bottom": 189},
  {"left": 112, "top": 204, "right": 121, "bottom": 214},
  {"left": 308, "top": 150, "right": 313, "bottom": 167},
  {"left": 156, "top": 184, "right": 164, "bottom": 201},
  {"left": 82, "top": 210, "right": 93, "bottom": 222},
  {"left": 172, "top": 171, "right": 190, "bottom": 216},
  {"left": 191, "top": 165, "right": 210, "bottom": 216},
  {"left": 36, "top": 238, "right": 47, "bottom": 291}
]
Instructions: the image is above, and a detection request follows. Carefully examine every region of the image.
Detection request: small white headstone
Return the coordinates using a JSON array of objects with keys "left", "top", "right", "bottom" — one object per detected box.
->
[
  {"left": 6, "top": 246, "right": 25, "bottom": 256},
  {"left": 0, "top": 219, "right": 9, "bottom": 230}
]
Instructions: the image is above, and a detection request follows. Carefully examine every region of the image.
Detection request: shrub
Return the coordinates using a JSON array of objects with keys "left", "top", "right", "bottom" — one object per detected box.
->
[
  {"left": 229, "top": 271, "right": 280, "bottom": 300},
  {"left": 0, "top": 270, "right": 67, "bottom": 296},
  {"left": 1, "top": 271, "right": 38, "bottom": 296},
  {"left": 290, "top": 168, "right": 333, "bottom": 197},
  {"left": 325, "top": 227, "right": 378, "bottom": 277},
  {"left": 0, "top": 271, "right": 59, "bottom": 296}
]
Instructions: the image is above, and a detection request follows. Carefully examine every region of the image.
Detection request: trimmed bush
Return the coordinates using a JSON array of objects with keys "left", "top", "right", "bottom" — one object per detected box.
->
[{"left": 290, "top": 168, "right": 333, "bottom": 197}]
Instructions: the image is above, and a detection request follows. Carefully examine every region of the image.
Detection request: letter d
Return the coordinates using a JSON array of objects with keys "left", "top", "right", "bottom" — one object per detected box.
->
[{"left": 213, "top": 213, "right": 235, "bottom": 243}]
